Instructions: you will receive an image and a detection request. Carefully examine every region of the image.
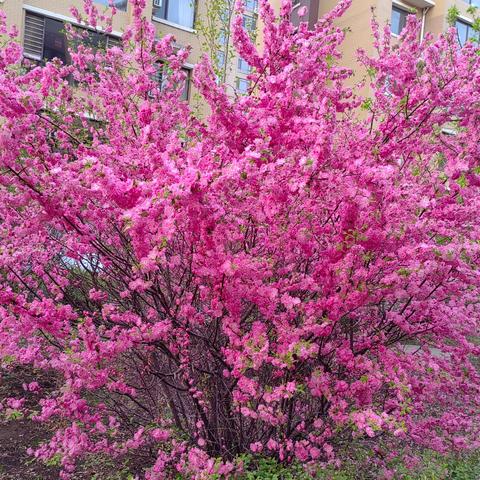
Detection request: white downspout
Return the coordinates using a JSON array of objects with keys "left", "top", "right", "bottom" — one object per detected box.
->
[{"left": 420, "top": 6, "right": 431, "bottom": 41}]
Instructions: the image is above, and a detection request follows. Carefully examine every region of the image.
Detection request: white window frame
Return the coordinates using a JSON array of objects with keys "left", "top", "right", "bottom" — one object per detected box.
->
[
  {"left": 22, "top": 7, "right": 122, "bottom": 63},
  {"left": 236, "top": 77, "right": 250, "bottom": 94},
  {"left": 455, "top": 16, "right": 479, "bottom": 47},
  {"left": 391, "top": 3, "right": 411, "bottom": 37},
  {"left": 23, "top": 5, "right": 123, "bottom": 37},
  {"left": 151, "top": 0, "right": 197, "bottom": 33}
]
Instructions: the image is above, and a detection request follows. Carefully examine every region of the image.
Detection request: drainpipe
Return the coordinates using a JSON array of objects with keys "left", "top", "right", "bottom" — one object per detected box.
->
[{"left": 420, "top": 6, "right": 431, "bottom": 41}]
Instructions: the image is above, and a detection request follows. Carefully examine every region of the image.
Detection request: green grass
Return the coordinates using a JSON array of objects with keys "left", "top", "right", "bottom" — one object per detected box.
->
[{"left": 234, "top": 450, "right": 480, "bottom": 480}]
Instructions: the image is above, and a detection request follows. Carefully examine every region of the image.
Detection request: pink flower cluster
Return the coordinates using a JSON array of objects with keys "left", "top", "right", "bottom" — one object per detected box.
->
[{"left": 0, "top": 0, "right": 479, "bottom": 477}]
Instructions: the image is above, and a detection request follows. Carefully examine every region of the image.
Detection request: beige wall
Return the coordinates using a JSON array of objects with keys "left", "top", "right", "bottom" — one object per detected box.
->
[
  {"left": 319, "top": 0, "right": 379, "bottom": 86},
  {"left": 1, "top": 0, "right": 477, "bottom": 108},
  {"left": 312, "top": 0, "right": 475, "bottom": 98},
  {"left": 316, "top": 0, "right": 477, "bottom": 63},
  {"left": 0, "top": 0, "right": 253, "bottom": 114}
]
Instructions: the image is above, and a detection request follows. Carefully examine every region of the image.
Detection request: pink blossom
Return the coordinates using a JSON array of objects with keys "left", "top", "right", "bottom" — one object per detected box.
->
[{"left": 0, "top": 0, "right": 478, "bottom": 477}]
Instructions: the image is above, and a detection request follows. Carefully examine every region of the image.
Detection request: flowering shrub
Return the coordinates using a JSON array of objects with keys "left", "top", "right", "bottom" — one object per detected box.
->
[{"left": 0, "top": 0, "right": 479, "bottom": 477}]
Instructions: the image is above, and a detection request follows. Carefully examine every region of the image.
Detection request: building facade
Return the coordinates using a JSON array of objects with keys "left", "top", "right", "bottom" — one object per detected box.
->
[
  {"left": 0, "top": 0, "right": 258, "bottom": 105},
  {"left": 0, "top": 0, "right": 478, "bottom": 105},
  {"left": 292, "top": 0, "right": 479, "bottom": 85}
]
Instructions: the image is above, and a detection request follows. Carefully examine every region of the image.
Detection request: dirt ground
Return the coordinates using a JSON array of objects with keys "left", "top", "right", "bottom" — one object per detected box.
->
[
  {"left": 0, "top": 366, "right": 60, "bottom": 479},
  {"left": 0, "top": 418, "right": 60, "bottom": 479},
  {"left": 0, "top": 367, "right": 148, "bottom": 480}
]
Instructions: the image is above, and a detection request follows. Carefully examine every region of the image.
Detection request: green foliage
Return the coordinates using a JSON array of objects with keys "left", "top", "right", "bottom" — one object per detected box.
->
[
  {"left": 195, "top": 0, "right": 236, "bottom": 82},
  {"left": 5, "top": 409, "right": 23, "bottom": 420},
  {"left": 456, "top": 173, "right": 469, "bottom": 188},
  {"left": 237, "top": 455, "right": 314, "bottom": 480},
  {"left": 467, "top": 5, "right": 479, "bottom": 18},
  {"left": 361, "top": 98, "right": 373, "bottom": 111},
  {"left": 447, "top": 6, "right": 460, "bottom": 27},
  {"left": 231, "top": 450, "right": 480, "bottom": 480},
  {"left": 44, "top": 453, "right": 62, "bottom": 467},
  {"left": 394, "top": 450, "right": 480, "bottom": 480}
]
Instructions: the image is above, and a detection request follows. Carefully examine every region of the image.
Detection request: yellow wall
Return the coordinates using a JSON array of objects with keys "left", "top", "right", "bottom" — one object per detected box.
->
[
  {"left": 1, "top": 0, "right": 477, "bottom": 109},
  {"left": 0, "top": 0, "right": 254, "bottom": 114}
]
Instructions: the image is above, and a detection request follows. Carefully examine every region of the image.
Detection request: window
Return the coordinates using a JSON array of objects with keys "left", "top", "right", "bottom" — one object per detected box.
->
[
  {"left": 219, "top": 8, "right": 231, "bottom": 24},
  {"left": 217, "top": 50, "right": 226, "bottom": 69},
  {"left": 179, "top": 68, "right": 191, "bottom": 101},
  {"left": 71, "top": 27, "right": 121, "bottom": 52},
  {"left": 245, "top": 0, "right": 258, "bottom": 13},
  {"left": 23, "top": 14, "right": 69, "bottom": 63},
  {"left": 152, "top": 0, "right": 195, "bottom": 29},
  {"left": 23, "top": 12, "right": 120, "bottom": 63},
  {"left": 153, "top": 62, "right": 191, "bottom": 101},
  {"left": 456, "top": 20, "right": 480, "bottom": 47},
  {"left": 94, "top": 0, "right": 128, "bottom": 11},
  {"left": 219, "top": 29, "right": 228, "bottom": 46},
  {"left": 236, "top": 77, "right": 249, "bottom": 94},
  {"left": 468, "top": 0, "right": 480, "bottom": 8},
  {"left": 242, "top": 14, "right": 257, "bottom": 33},
  {"left": 391, "top": 6, "right": 409, "bottom": 36},
  {"left": 237, "top": 57, "right": 251, "bottom": 74}
]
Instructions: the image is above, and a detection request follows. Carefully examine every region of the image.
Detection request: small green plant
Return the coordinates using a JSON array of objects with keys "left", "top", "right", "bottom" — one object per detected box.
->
[
  {"left": 447, "top": 6, "right": 460, "bottom": 27},
  {"left": 237, "top": 455, "right": 314, "bottom": 480},
  {"left": 232, "top": 449, "right": 480, "bottom": 480}
]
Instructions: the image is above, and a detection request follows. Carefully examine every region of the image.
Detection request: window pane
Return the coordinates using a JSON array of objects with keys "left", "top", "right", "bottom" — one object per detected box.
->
[
  {"left": 43, "top": 18, "right": 68, "bottom": 63},
  {"left": 23, "top": 14, "right": 120, "bottom": 65},
  {"left": 470, "top": 0, "right": 480, "bottom": 8},
  {"left": 238, "top": 57, "right": 250, "bottom": 73},
  {"left": 154, "top": 62, "right": 167, "bottom": 90},
  {"left": 106, "top": 36, "right": 122, "bottom": 49},
  {"left": 456, "top": 20, "right": 469, "bottom": 46},
  {"left": 181, "top": 68, "right": 190, "bottom": 101},
  {"left": 153, "top": 0, "right": 195, "bottom": 29},
  {"left": 242, "top": 14, "right": 257, "bottom": 32},
  {"left": 391, "top": 6, "right": 408, "bottom": 36},
  {"left": 219, "top": 8, "right": 230, "bottom": 24},
  {"left": 70, "top": 28, "right": 123, "bottom": 66},
  {"left": 217, "top": 50, "right": 225, "bottom": 68},
  {"left": 236, "top": 77, "right": 249, "bottom": 94},
  {"left": 154, "top": 63, "right": 190, "bottom": 100},
  {"left": 71, "top": 28, "right": 108, "bottom": 51},
  {"left": 219, "top": 29, "right": 228, "bottom": 46},
  {"left": 469, "top": 26, "right": 480, "bottom": 44},
  {"left": 94, "top": 0, "right": 128, "bottom": 11},
  {"left": 245, "top": 0, "right": 258, "bottom": 12}
]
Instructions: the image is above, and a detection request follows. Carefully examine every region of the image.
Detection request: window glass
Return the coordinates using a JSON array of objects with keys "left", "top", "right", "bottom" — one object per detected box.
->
[
  {"left": 71, "top": 28, "right": 107, "bottom": 51},
  {"left": 219, "top": 8, "right": 230, "bottom": 24},
  {"left": 43, "top": 17, "right": 69, "bottom": 63},
  {"left": 456, "top": 20, "right": 479, "bottom": 47},
  {"left": 238, "top": 57, "right": 250, "bottom": 74},
  {"left": 219, "top": 29, "right": 228, "bottom": 46},
  {"left": 23, "top": 12, "right": 121, "bottom": 65},
  {"left": 242, "top": 14, "right": 257, "bottom": 32},
  {"left": 391, "top": 6, "right": 408, "bottom": 36},
  {"left": 470, "top": 0, "right": 480, "bottom": 8},
  {"left": 236, "top": 77, "right": 249, "bottom": 94},
  {"left": 181, "top": 68, "right": 191, "bottom": 100},
  {"left": 217, "top": 50, "right": 225, "bottom": 68},
  {"left": 245, "top": 0, "right": 258, "bottom": 12},
  {"left": 153, "top": 0, "right": 195, "bottom": 29},
  {"left": 94, "top": 0, "right": 128, "bottom": 11},
  {"left": 456, "top": 20, "right": 469, "bottom": 46},
  {"left": 154, "top": 62, "right": 190, "bottom": 101}
]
